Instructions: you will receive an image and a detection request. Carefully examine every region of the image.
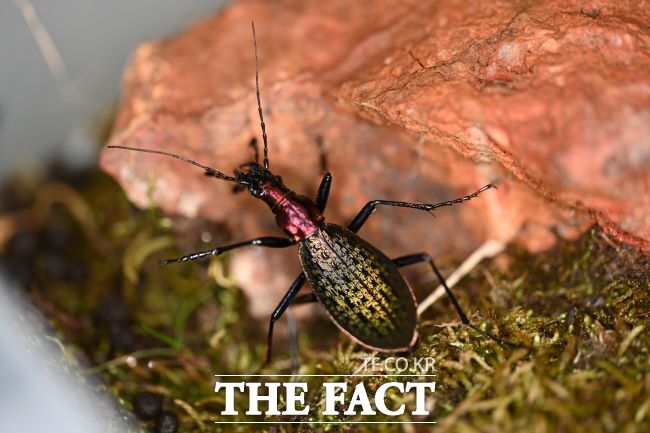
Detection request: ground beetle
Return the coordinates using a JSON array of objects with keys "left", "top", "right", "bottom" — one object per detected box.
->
[{"left": 109, "top": 23, "right": 497, "bottom": 363}]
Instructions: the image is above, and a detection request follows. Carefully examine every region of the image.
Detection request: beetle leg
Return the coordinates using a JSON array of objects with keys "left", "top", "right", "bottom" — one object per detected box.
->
[
  {"left": 392, "top": 252, "right": 504, "bottom": 345},
  {"left": 315, "top": 172, "right": 332, "bottom": 213},
  {"left": 347, "top": 184, "right": 495, "bottom": 233},
  {"left": 392, "top": 253, "right": 471, "bottom": 324},
  {"left": 160, "top": 236, "right": 294, "bottom": 265},
  {"left": 291, "top": 293, "right": 317, "bottom": 305},
  {"left": 286, "top": 292, "right": 318, "bottom": 370},
  {"left": 248, "top": 136, "right": 260, "bottom": 164},
  {"left": 235, "top": 138, "right": 261, "bottom": 171},
  {"left": 266, "top": 273, "right": 306, "bottom": 364},
  {"left": 286, "top": 307, "right": 299, "bottom": 372}
]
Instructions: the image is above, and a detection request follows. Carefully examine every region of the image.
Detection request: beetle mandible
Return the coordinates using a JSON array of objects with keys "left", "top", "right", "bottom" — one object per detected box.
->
[{"left": 108, "top": 22, "right": 497, "bottom": 363}]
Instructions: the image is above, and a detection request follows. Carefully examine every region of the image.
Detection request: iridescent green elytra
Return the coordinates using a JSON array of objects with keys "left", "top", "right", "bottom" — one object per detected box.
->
[{"left": 299, "top": 223, "right": 418, "bottom": 351}]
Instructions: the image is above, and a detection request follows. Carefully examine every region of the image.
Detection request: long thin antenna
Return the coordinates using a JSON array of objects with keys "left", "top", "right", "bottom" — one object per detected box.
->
[
  {"left": 430, "top": 183, "right": 496, "bottom": 211},
  {"left": 251, "top": 21, "right": 270, "bottom": 170},
  {"left": 107, "top": 145, "right": 246, "bottom": 184}
]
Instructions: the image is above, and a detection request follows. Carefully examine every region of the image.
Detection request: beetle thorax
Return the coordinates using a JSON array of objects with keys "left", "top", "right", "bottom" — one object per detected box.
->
[{"left": 261, "top": 181, "right": 324, "bottom": 242}]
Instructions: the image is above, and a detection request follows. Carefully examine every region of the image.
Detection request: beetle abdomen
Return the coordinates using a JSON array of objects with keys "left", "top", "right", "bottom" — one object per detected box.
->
[{"left": 298, "top": 223, "right": 417, "bottom": 351}]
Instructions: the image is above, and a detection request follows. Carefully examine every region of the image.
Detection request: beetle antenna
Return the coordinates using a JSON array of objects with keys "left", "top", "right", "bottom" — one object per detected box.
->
[
  {"left": 251, "top": 21, "right": 269, "bottom": 170},
  {"left": 428, "top": 183, "right": 496, "bottom": 213},
  {"left": 107, "top": 145, "right": 248, "bottom": 184}
]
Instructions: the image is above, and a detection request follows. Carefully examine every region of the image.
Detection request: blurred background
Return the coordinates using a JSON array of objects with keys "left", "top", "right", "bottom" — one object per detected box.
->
[
  {"left": 1, "top": 0, "right": 229, "bottom": 179},
  {"left": 1, "top": 2, "right": 228, "bottom": 432}
]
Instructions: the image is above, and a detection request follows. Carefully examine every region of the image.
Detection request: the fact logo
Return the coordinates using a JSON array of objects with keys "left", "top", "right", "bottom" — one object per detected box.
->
[
  {"left": 214, "top": 381, "right": 435, "bottom": 417},
  {"left": 213, "top": 356, "right": 436, "bottom": 422}
]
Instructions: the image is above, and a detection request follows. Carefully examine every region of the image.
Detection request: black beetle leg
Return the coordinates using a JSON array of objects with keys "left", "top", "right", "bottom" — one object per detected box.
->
[
  {"left": 286, "top": 293, "right": 318, "bottom": 370},
  {"left": 291, "top": 293, "right": 317, "bottom": 305},
  {"left": 248, "top": 137, "right": 260, "bottom": 164},
  {"left": 160, "top": 236, "right": 294, "bottom": 265},
  {"left": 286, "top": 307, "right": 299, "bottom": 372},
  {"left": 315, "top": 172, "right": 332, "bottom": 214},
  {"left": 393, "top": 252, "right": 505, "bottom": 345},
  {"left": 393, "top": 253, "right": 472, "bottom": 325},
  {"left": 347, "top": 184, "right": 496, "bottom": 233},
  {"left": 266, "top": 273, "right": 306, "bottom": 364}
]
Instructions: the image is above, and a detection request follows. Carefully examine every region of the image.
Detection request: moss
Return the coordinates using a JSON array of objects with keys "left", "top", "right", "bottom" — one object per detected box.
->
[{"left": 1, "top": 165, "right": 648, "bottom": 433}]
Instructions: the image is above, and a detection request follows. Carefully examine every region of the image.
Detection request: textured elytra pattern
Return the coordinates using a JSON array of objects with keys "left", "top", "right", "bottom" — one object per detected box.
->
[{"left": 299, "top": 223, "right": 417, "bottom": 350}]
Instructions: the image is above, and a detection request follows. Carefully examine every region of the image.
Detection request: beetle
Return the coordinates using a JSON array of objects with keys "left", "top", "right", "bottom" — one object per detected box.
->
[{"left": 108, "top": 23, "right": 497, "bottom": 363}]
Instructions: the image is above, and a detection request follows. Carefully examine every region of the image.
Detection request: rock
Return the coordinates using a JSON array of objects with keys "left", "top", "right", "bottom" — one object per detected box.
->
[
  {"left": 333, "top": 0, "right": 650, "bottom": 253},
  {"left": 100, "top": 0, "right": 650, "bottom": 316}
]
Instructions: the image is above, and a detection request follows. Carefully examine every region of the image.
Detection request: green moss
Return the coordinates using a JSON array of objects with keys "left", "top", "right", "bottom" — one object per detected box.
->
[{"left": 1, "top": 167, "right": 648, "bottom": 433}]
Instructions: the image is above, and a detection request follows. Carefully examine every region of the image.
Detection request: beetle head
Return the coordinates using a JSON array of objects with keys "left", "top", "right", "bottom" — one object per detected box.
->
[{"left": 234, "top": 163, "right": 287, "bottom": 198}]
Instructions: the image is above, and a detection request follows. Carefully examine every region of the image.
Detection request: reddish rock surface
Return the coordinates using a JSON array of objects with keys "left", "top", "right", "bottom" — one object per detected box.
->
[{"left": 100, "top": 0, "right": 650, "bottom": 316}]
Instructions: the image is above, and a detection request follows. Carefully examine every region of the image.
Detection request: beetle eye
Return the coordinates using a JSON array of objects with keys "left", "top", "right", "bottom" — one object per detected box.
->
[
  {"left": 232, "top": 184, "right": 246, "bottom": 194},
  {"left": 274, "top": 176, "right": 283, "bottom": 183}
]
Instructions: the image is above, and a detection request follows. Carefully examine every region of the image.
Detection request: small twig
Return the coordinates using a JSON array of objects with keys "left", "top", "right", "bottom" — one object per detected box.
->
[
  {"left": 10, "top": 0, "right": 98, "bottom": 111},
  {"left": 417, "top": 240, "right": 506, "bottom": 315}
]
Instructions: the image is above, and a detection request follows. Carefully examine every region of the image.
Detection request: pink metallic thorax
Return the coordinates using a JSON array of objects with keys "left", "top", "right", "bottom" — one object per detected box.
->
[{"left": 260, "top": 182, "right": 324, "bottom": 242}]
